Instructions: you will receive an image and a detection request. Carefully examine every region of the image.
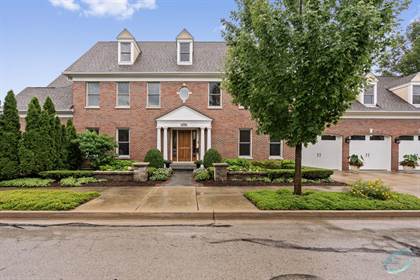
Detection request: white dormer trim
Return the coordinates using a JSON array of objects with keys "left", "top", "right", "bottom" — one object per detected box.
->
[
  {"left": 118, "top": 40, "right": 134, "bottom": 65},
  {"left": 177, "top": 40, "right": 193, "bottom": 65},
  {"left": 359, "top": 75, "right": 378, "bottom": 107}
]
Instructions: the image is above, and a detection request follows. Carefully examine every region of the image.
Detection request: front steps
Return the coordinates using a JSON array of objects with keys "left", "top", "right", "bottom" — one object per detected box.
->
[{"left": 170, "top": 162, "right": 196, "bottom": 170}]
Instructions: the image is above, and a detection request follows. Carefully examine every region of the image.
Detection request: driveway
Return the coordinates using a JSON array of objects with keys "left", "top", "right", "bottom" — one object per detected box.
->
[{"left": 332, "top": 171, "right": 420, "bottom": 197}]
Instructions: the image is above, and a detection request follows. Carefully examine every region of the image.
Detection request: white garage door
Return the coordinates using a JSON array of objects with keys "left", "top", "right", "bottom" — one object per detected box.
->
[
  {"left": 302, "top": 135, "right": 342, "bottom": 170},
  {"left": 399, "top": 135, "right": 420, "bottom": 170},
  {"left": 349, "top": 135, "right": 391, "bottom": 171}
]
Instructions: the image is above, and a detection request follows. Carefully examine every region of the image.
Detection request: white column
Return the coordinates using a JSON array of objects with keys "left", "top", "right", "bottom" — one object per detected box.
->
[
  {"left": 206, "top": 127, "right": 212, "bottom": 151},
  {"left": 200, "top": 127, "right": 205, "bottom": 160},
  {"left": 163, "top": 127, "right": 168, "bottom": 160},
  {"left": 156, "top": 127, "right": 161, "bottom": 151}
]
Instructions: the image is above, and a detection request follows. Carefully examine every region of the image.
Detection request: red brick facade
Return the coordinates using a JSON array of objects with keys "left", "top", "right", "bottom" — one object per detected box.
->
[{"left": 72, "top": 80, "right": 420, "bottom": 171}]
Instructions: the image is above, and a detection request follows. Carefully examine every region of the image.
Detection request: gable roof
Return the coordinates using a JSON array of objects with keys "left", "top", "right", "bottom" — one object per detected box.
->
[
  {"left": 15, "top": 86, "right": 72, "bottom": 112},
  {"left": 156, "top": 105, "right": 212, "bottom": 122},
  {"left": 64, "top": 41, "right": 227, "bottom": 74}
]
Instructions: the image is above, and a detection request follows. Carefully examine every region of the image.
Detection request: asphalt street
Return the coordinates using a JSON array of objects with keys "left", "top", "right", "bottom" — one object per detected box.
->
[{"left": 0, "top": 219, "right": 419, "bottom": 280}]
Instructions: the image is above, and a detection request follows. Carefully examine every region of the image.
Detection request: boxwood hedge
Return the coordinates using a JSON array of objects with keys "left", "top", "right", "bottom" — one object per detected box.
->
[{"left": 39, "top": 170, "right": 94, "bottom": 180}]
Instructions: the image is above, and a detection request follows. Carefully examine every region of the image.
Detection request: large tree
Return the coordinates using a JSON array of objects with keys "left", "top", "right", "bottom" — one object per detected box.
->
[
  {"left": 379, "top": 20, "right": 420, "bottom": 76},
  {"left": 223, "top": 0, "right": 407, "bottom": 194},
  {"left": 0, "top": 91, "right": 21, "bottom": 179}
]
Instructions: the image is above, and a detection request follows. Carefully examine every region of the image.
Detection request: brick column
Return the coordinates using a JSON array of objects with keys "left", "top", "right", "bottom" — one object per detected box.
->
[
  {"left": 391, "top": 136, "right": 399, "bottom": 172},
  {"left": 342, "top": 136, "right": 350, "bottom": 171}
]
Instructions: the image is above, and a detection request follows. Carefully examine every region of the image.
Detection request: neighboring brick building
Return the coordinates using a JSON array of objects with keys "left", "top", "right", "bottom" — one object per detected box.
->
[{"left": 7, "top": 29, "right": 420, "bottom": 171}]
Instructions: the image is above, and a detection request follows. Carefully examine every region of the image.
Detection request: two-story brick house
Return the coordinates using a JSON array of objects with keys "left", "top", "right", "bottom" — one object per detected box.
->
[{"left": 9, "top": 28, "right": 420, "bottom": 171}]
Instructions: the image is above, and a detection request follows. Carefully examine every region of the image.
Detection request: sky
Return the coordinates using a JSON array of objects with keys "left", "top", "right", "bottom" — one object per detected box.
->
[{"left": 0, "top": 0, "right": 419, "bottom": 102}]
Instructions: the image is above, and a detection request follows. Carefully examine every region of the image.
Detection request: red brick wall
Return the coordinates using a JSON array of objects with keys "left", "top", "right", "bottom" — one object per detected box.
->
[{"left": 72, "top": 81, "right": 420, "bottom": 170}]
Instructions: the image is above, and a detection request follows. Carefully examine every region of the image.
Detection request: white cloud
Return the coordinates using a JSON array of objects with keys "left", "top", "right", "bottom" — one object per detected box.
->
[
  {"left": 49, "top": 0, "right": 80, "bottom": 11},
  {"left": 49, "top": 0, "right": 156, "bottom": 19}
]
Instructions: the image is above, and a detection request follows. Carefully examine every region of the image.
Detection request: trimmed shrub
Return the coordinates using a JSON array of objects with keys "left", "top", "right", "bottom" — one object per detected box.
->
[
  {"left": 251, "top": 160, "right": 283, "bottom": 170},
  {"left": 266, "top": 168, "right": 333, "bottom": 181},
  {"left": 149, "top": 168, "right": 172, "bottom": 181},
  {"left": 280, "top": 160, "right": 295, "bottom": 169},
  {"left": 39, "top": 170, "right": 94, "bottom": 180},
  {"left": 267, "top": 169, "right": 295, "bottom": 180},
  {"left": 144, "top": 149, "right": 164, "bottom": 168},
  {"left": 203, "top": 148, "right": 222, "bottom": 168},
  {"left": 194, "top": 169, "right": 211, "bottom": 181},
  {"left": 0, "top": 91, "right": 21, "bottom": 180},
  {"left": 60, "top": 177, "right": 103, "bottom": 187},
  {"left": 99, "top": 160, "right": 135, "bottom": 171},
  {"left": 350, "top": 180, "right": 393, "bottom": 200},
  {"left": 0, "top": 178, "right": 54, "bottom": 188},
  {"left": 77, "top": 131, "right": 117, "bottom": 169},
  {"left": 224, "top": 158, "right": 251, "bottom": 169}
]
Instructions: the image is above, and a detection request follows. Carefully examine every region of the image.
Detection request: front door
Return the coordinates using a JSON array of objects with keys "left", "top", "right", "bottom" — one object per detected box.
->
[{"left": 178, "top": 130, "right": 192, "bottom": 161}]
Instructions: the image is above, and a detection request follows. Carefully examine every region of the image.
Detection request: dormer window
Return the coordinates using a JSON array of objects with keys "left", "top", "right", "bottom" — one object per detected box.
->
[
  {"left": 120, "top": 42, "right": 132, "bottom": 63},
  {"left": 176, "top": 28, "right": 194, "bottom": 65},
  {"left": 363, "top": 84, "right": 375, "bottom": 105},
  {"left": 413, "top": 85, "right": 420, "bottom": 105}
]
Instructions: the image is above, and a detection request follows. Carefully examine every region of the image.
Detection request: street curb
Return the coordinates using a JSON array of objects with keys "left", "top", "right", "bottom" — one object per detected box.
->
[{"left": 0, "top": 210, "right": 420, "bottom": 220}]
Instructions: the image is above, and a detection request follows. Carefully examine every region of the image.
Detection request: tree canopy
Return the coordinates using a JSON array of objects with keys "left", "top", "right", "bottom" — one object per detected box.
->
[{"left": 223, "top": 0, "right": 408, "bottom": 194}]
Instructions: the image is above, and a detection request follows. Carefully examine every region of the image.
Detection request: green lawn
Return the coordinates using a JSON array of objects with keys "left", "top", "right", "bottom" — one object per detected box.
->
[
  {"left": 0, "top": 190, "right": 100, "bottom": 211},
  {"left": 244, "top": 189, "right": 420, "bottom": 210}
]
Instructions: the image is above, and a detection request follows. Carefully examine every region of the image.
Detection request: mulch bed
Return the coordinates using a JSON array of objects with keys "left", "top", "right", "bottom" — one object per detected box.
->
[{"left": 200, "top": 180, "right": 348, "bottom": 187}]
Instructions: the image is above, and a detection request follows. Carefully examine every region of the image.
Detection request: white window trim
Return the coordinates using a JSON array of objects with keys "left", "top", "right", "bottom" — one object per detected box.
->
[
  {"left": 118, "top": 41, "right": 134, "bottom": 65},
  {"left": 238, "top": 129, "right": 252, "bottom": 159},
  {"left": 147, "top": 82, "right": 161, "bottom": 108},
  {"left": 269, "top": 139, "right": 283, "bottom": 159},
  {"left": 208, "top": 82, "right": 223, "bottom": 109},
  {"left": 410, "top": 83, "right": 420, "bottom": 107},
  {"left": 85, "top": 82, "right": 100, "bottom": 108},
  {"left": 116, "top": 128, "right": 130, "bottom": 159},
  {"left": 115, "top": 82, "right": 130, "bottom": 108},
  {"left": 177, "top": 40, "right": 193, "bottom": 65},
  {"left": 362, "top": 82, "right": 377, "bottom": 107}
]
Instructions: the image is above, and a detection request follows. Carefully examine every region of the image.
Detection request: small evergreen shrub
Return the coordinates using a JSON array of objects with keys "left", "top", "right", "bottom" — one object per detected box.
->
[
  {"left": 350, "top": 180, "right": 393, "bottom": 200},
  {"left": 60, "top": 177, "right": 103, "bottom": 187},
  {"left": 144, "top": 149, "right": 164, "bottom": 168},
  {"left": 400, "top": 154, "right": 419, "bottom": 168},
  {"left": 149, "top": 168, "right": 172, "bottom": 181},
  {"left": 203, "top": 148, "right": 222, "bottom": 168},
  {"left": 224, "top": 158, "right": 251, "bottom": 169},
  {"left": 193, "top": 169, "right": 211, "bottom": 181},
  {"left": 251, "top": 160, "right": 283, "bottom": 170},
  {"left": 0, "top": 178, "right": 54, "bottom": 188},
  {"left": 99, "top": 160, "right": 135, "bottom": 171},
  {"left": 267, "top": 168, "right": 333, "bottom": 181},
  {"left": 77, "top": 131, "right": 117, "bottom": 169},
  {"left": 348, "top": 154, "right": 364, "bottom": 168},
  {"left": 39, "top": 170, "right": 94, "bottom": 180},
  {"left": 280, "top": 160, "right": 295, "bottom": 169}
]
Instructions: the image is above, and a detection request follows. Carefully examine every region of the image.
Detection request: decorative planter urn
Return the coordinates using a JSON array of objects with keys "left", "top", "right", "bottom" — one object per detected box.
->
[
  {"left": 349, "top": 165, "right": 360, "bottom": 172},
  {"left": 402, "top": 165, "right": 415, "bottom": 172}
]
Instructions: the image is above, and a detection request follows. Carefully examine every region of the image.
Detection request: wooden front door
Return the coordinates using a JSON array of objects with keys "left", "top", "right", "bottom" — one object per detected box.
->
[{"left": 178, "top": 130, "right": 192, "bottom": 161}]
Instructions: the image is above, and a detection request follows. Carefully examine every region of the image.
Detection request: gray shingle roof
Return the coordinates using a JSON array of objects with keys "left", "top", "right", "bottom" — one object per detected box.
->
[
  {"left": 15, "top": 85, "right": 72, "bottom": 112},
  {"left": 65, "top": 41, "right": 227, "bottom": 73}
]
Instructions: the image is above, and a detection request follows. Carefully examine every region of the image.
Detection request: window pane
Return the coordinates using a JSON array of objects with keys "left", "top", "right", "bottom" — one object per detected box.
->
[
  {"left": 88, "top": 95, "right": 99, "bottom": 107},
  {"left": 118, "top": 129, "right": 129, "bottom": 142},
  {"left": 118, "top": 143, "right": 129, "bottom": 156},
  {"left": 180, "top": 53, "right": 190, "bottom": 62},
  {"left": 321, "top": 135, "right": 336, "bottom": 141},
  {"left": 209, "top": 94, "right": 220, "bottom": 107},
  {"left": 413, "top": 95, "right": 420, "bottom": 105},
  {"left": 121, "top": 42, "right": 131, "bottom": 52},
  {"left": 370, "top": 135, "right": 384, "bottom": 141},
  {"left": 239, "top": 144, "right": 250, "bottom": 156},
  {"left": 351, "top": 135, "right": 366, "bottom": 141},
  {"left": 148, "top": 82, "right": 160, "bottom": 95},
  {"left": 399, "top": 135, "right": 414, "bottom": 141},
  {"left": 270, "top": 143, "right": 281, "bottom": 156},
  {"left": 148, "top": 95, "right": 160, "bottom": 107},
  {"left": 118, "top": 95, "right": 130, "bottom": 106},
  {"left": 364, "top": 94, "right": 374, "bottom": 104},
  {"left": 180, "top": 42, "right": 190, "bottom": 53},
  {"left": 413, "top": 85, "right": 420, "bottom": 95},
  {"left": 121, "top": 53, "right": 131, "bottom": 62},
  {"left": 365, "top": 85, "right": 374, "bottom": 96},
  {"left": 209, "top": 82, "right": 221, "bottom": 94},
  {"left": 240, "top": 130, "right": 251, "bottom": 142},
  {"left": 118, "top": 82, "right": 129, "bottom": 94},
  {"left": 87, "top": 82, "right": 99, "bottom": 94}
]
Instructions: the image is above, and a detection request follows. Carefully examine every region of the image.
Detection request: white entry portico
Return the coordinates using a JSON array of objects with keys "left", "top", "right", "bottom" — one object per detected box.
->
[{"left": 156, "top": 106, "right": 213, "bottom": 161}]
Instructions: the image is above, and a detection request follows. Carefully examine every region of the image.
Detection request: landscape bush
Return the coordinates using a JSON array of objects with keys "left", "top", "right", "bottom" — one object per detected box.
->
[
  {"left": 251, "top": 160, "right": 283, "bottom": 170},
  {"left": 99, "top": 160, "right": 135, "bottom": 171},
  {"left": 144, "top": 149, "right": 164, "bottom": 168},
  {"left": 60, "top": 177, "right": 103, "bottom": 187},
  {"left": 77, "top": 131, "right": 117, "bottom": 169},
  {"left": 0, "top": 178, "right": 54, "bottom": 188},
  {"left": 203, "top": 148, "right": 222, "bottom": 168},
  {"left": 350, "top": 180, "right": 393, "bottom": 200},
  {"left": 149, "top": 168, "right": 172, "bottom": 181},
  {"left": 39, "top": 170, "right": 94, "bottom": 180},
  {"left": 224, "top": 158, "right": 251, "bottom": 169},
  {"left": 193, "top": 169, "right": 211, "bottom": 181}
]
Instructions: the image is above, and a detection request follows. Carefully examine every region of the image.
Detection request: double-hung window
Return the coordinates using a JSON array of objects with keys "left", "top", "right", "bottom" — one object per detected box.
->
[
  {"left": 413, "top": 85, "right": 420, "bottom": 105},
  {"left": 86, "top": 82, "right": 100, "bottom": 107},
  {"left": 363, "top": 84, "right": 375, "bottom": 105},
  {"left": 117, "top": 82, "right": 130, "bottom": 107},
  {"left": 269, "top": 136, "right": 282, "bottom": 158},
  {"left": 239, "top": 129, "right": 252, "bottom": 157},
  {"left": 87, "top": 127, "right": 99, "bottom": 134},
  {"left": 117, "top": 128, "right": 130, "bottom": 158},
  {"left": 120, "top": 42, "right": 131, "bottom": 63},
  {"left": 147, "top": 82, "right": 160, "bottom": 107},
  {"left": 179, "top": 42, "right": 191, "bottom": 63},
  {"left": 209, "top": 82, "right": 222, "bottom": 107}
]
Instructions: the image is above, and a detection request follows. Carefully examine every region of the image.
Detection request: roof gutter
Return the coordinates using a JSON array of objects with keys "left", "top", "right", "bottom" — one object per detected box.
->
[{"left": 343, "top": 111, "right": 420, "bottom": 119}]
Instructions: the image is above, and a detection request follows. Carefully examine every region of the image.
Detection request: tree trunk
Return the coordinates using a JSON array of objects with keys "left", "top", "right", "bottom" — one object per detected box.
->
[{"left": 294, "top": 143, "right": 302, "bottom": 195}]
